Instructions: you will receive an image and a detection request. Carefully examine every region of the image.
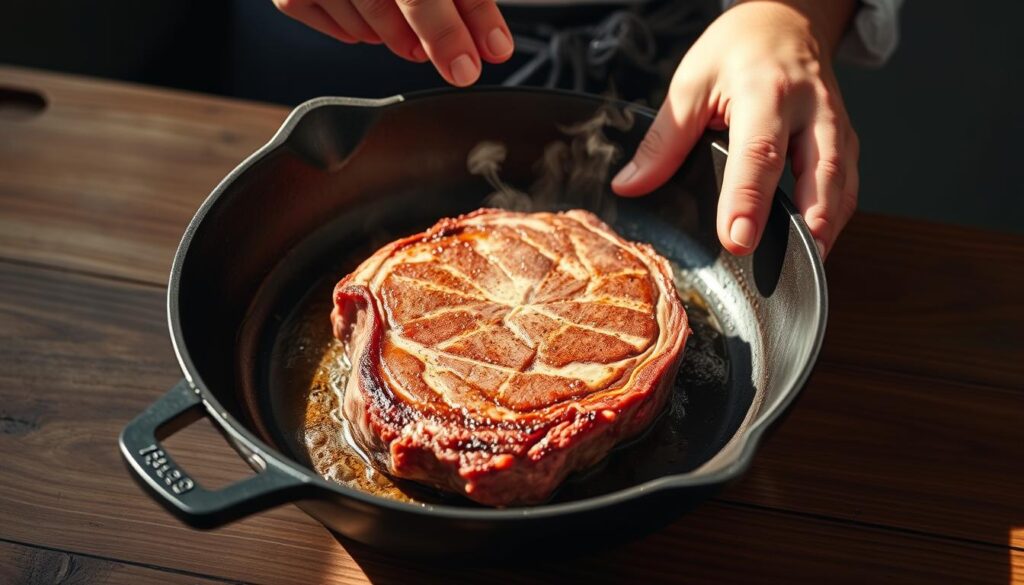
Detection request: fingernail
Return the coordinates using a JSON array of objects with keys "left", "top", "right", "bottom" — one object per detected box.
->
[
  {"left": 815, "top": 238, "right": 826, "bottom": 259},
  {"left": 411, "top": 46, "right": 427, "bottom": 62},
  {"left": 730, "top": 217, "right": 757, "bottom": 249},
  {"left": 612, "top": 162, "right": 638, "bottom": 185},
  {"left": 450, "top": 54, "right": 479, "bottom": 86},
  {"left": 486, "top": 28, "right": 513, "bottom": 57}
]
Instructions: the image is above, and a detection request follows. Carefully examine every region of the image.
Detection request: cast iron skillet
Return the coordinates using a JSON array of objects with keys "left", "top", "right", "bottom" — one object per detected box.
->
[{"left": 119, "top": 88, "right": 826, "bottom": 556}]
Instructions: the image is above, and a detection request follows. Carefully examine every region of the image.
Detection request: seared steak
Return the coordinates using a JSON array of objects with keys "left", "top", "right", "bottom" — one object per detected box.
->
[{"left": 331, "top": 209, "right": 688, "bottom": 506}]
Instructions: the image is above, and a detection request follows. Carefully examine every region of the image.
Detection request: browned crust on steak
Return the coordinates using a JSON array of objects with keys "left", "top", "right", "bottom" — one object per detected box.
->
[{"left": 331, "top": 209, "right": 688, "bottom": 506}]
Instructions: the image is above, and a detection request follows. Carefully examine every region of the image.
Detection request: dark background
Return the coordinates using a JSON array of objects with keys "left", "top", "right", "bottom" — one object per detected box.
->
[{"left": 2, "top": 1, "right": 1021, "bottom": 233}]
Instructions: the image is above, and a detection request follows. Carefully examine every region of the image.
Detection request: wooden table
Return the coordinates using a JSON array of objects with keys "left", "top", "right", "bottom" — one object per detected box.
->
[{"left": 1, "top": 65, "right": 1022, "bottom": 584}]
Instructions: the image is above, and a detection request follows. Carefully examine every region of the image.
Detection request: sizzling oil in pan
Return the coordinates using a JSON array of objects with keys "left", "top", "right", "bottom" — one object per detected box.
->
[{"left": 269, "top": 262, "right": 732, "bottom": 507}]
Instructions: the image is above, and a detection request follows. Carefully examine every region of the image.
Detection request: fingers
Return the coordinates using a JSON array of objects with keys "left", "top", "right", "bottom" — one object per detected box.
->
[
  {"left": 276, "top": 0, "right": 509, "bottom": 85},
  {"left": 348, "top": 0, "right": 427, "bottom": 61},
  {"left": 611, "top": 79, "right": 710, "bottom": 197},
  {"left": 791, "top": 117, "right": 842, "bottom": 259},
  {"left": 790, "top": 112, "right": 858, "bottom": 260},
  {"left": 454, "top": 0, "right": 513, "bottom": 64},
  {"left": 319, "top": 0, "right": 381, "bottom": 45},
  {"left": 276, "top": 0, "right": 507, "bottom": 84},
  {"left": 342, "top": 0, "right": 511, "bottom": 74},
  {"left": 716, "top": 96, "right": 789, "bottom": 256},
  {"left": 396, "top": 0, "right": 482, "bottom": 86},
  {"left": 274, "top": 0, "right": 358, "bottom": 43},
  {"left": 839, "top": 131, "right": 860, "bottom": 236}
]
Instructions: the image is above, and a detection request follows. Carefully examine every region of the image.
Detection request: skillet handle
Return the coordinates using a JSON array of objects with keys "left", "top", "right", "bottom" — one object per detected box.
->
[{"left": 119, "top": 380, "right": 309, "bottom": 528}]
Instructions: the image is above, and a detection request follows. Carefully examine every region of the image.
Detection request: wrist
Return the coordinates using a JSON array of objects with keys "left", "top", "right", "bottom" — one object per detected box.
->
[{"left": 731, "top": 0, "right": 857, "bottom": 56}]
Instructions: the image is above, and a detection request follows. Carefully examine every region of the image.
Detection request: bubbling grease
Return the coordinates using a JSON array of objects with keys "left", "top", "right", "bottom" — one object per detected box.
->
[{"left": 292, "top": 285, "right": 422, "bottom": 502}]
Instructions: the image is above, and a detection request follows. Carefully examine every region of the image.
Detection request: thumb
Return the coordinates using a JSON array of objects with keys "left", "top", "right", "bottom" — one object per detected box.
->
[{"left": 612, "top": 81, "right": 710, "bottom": 197}]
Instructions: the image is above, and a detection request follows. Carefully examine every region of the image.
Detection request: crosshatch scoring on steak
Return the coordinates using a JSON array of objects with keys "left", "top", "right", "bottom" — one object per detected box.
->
[{"left": 331, "top": 209, "right": 689, "bottom": 506}]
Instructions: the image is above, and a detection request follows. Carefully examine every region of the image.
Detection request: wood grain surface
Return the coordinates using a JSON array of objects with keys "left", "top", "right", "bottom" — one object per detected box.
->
[
  {"left": 0, "top": 540, "right": 230, "bottom": 585},
  {"left": 1, "top": 65, "right": 1022, "bottom": 584},
  {"left": 825, "top": 214, "right": 1024, "bottom": 390},
  {"left": 0, "top": 65, "right": 284, "bottom": 284}
]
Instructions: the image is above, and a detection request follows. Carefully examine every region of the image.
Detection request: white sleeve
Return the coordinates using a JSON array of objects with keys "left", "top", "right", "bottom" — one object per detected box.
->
[{"left": 719, "top": 0, "right": 905, "bottom": 67}]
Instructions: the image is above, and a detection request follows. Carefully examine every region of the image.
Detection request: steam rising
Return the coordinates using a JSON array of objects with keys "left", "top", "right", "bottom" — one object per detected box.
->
[
  {"left": 467, "top": 105, "right": 635, "bottom": 222},
  {"left": 466, "top": 142, "right": 531, "bottom": 211}
]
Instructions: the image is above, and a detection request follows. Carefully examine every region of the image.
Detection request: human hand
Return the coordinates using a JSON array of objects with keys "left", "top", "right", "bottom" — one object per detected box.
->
[
  {"left": 612, "top": 0, "right": 858, "bottom": 259},
  {"left": 272, "top": 0, "right": 515, "bottom": 86}
]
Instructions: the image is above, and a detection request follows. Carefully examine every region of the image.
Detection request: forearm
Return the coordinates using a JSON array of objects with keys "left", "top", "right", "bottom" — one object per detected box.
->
[{"left": 732, "top": 0, "right": 857, "bottom": 56}]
